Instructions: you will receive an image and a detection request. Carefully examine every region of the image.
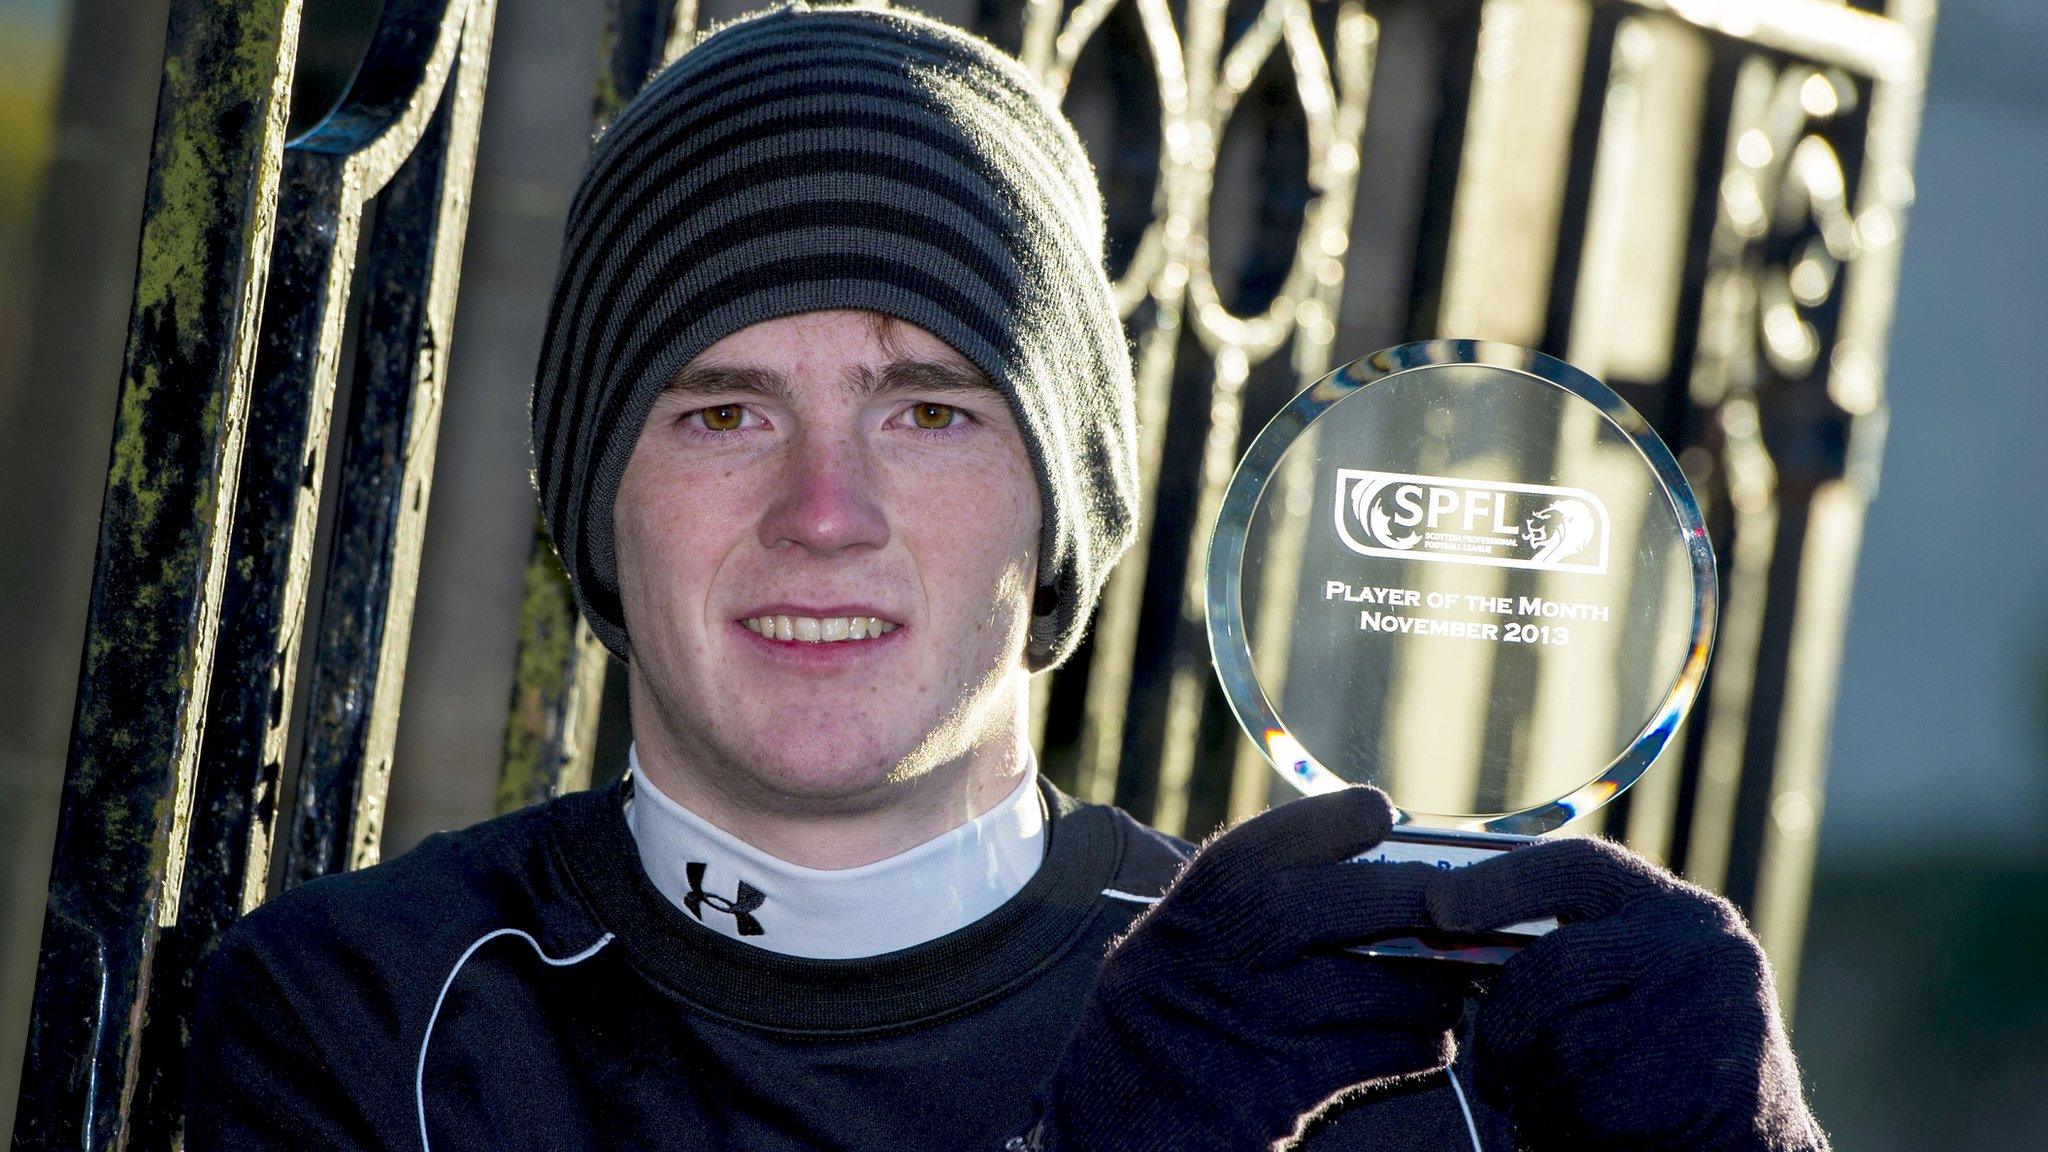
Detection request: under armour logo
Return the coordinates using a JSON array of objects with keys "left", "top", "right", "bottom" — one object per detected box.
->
[{"left": 683, "top": 862, "right": 766, "bottom": 936}]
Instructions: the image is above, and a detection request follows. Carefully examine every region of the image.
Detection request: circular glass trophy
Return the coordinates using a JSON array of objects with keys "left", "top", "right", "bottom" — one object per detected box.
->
[{"left": 1207, "top": 341, "right": 1716, "bottom": 963}]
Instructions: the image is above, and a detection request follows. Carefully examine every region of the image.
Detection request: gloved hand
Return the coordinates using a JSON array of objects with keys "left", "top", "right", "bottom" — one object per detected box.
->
[
  {"left": 1030, "top": 786, "right": 1472, "bottom": 1152},
  {"left": 1426, "top": 836, "right": 1828, "bottom": 1152}
]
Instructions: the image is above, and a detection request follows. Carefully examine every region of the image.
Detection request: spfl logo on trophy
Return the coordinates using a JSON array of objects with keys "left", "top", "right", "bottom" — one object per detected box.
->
[{"left": 1333, "top": 470, "right": 1612, "bottom": 574}]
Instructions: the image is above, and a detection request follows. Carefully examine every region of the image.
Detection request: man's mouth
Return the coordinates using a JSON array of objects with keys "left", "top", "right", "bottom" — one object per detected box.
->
[{"left": 741, "top": 614, "right": 901, "bottom": 644}]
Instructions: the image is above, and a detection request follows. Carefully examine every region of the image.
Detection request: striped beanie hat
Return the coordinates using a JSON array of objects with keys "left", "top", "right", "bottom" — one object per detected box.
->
[{"left": 530, "top": 0, "right": 1138, "bottom": 672}]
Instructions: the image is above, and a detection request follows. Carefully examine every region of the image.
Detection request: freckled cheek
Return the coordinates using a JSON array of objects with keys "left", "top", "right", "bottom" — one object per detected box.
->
[
  {"left": 897, "top": 461, "right": 1041, "bottom": 616},
  {"left": 616, "top": 465, "right": 750, "bottom": 635}
]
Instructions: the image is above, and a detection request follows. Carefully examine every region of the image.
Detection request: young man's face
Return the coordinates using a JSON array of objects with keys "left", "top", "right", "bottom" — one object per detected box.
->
[{"left": 613, "top": 309, "right": 1041, "bottom": 814}]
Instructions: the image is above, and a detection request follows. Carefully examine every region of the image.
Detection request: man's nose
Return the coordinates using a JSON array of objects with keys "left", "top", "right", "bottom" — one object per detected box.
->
[{"left": 757, "top": 431, "right": 890, "bottom": 554}]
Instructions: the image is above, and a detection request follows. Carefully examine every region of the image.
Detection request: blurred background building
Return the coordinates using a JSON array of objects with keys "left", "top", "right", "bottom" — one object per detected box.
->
[{"left": 0, "top": 0, "right": 2040, "bottom": 1147}]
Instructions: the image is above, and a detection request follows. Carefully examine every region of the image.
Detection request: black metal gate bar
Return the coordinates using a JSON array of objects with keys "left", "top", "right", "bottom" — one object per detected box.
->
[
  {"left": 9, "top": 3, "right": 301, "bottom": 1146},
  {"left": 122, "top": 3, "right": 502, "bottom": 1141},
  {"left": 495, "top": 0, "right": 697, "bottom": 816},
  {"left": 500, "top": 514, "right": 614, "bottom": 811},
  {"left": 283, "top": 0, "right": 499, "bottom": 887}
]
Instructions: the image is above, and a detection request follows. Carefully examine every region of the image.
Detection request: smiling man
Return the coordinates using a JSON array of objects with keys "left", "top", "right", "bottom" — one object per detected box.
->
[
  {"left": 188, "top": 5, "right": 1830, "bottom": 1151},
  {"left": 609, "top": 309, "right": 1062, "bottom": 958},
  {"left": 613, "top": 312, "right": 1044, "bottom": 878}
]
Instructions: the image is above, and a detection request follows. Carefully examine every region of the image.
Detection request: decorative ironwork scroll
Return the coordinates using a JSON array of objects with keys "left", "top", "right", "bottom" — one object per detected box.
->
[{"left": 278, "top": 2, "right": 500, "bottom": 890}]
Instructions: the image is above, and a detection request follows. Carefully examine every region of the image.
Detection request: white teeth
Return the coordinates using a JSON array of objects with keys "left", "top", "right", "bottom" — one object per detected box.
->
[{"left": 743, "top": 614, "right": 899, "bottom": 644}]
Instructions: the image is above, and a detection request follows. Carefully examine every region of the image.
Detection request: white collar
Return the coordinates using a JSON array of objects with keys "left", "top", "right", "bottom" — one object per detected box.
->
[{"left": 624, "top": 744, "right": 1047, "bottom": 959}]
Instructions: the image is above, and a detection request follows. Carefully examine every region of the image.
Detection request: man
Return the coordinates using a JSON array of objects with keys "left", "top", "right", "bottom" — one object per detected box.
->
[{"left": 188, "top": 5, "right": 1827, "bottom": 1150}]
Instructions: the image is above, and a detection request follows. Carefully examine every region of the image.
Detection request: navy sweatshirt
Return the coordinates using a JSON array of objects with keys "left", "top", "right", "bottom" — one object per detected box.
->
[{"left": 186, "top": 775, "right": 1510, "bottom": 1150}]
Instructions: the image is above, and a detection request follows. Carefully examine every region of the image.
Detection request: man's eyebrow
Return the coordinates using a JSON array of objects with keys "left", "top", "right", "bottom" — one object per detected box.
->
[
  {"left": 660, "top": 359, "right": 995, "bottom": 403},
  {"left": 660, "top": 364, "right": 793, "bottom": 403},
  {"left": 854, "top": 358, "right": 996, "bottom": 398}
]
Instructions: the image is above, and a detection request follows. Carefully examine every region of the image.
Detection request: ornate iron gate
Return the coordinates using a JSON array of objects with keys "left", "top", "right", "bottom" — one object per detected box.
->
[{"left": 10, "top": 0, "right": 1933, "bottom": 1146}]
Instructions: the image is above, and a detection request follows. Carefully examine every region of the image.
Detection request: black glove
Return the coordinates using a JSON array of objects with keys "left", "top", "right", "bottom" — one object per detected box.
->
[
  {"left": 1030, "top": 786, "right": 1472, "bottom": 1151},
  {"left": 1426, "top": 837, "right": 1828, "bottom": 1152}
]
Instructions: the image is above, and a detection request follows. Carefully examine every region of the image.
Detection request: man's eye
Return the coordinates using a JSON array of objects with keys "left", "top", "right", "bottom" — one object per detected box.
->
[
  {"left": 691, "top": 405, "right": 749, "bottom": 432},
  {"left": 907, "top": 402, "right": 962, "bottom": 430}
]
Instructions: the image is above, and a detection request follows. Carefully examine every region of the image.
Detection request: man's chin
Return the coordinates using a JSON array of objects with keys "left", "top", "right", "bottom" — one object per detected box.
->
[{"left": 730, "top": 739, "right": 923, "bottom": 808}]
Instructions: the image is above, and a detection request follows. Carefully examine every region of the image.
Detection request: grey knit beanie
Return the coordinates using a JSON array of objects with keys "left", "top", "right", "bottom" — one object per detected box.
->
[{"left": 530, "top": 0, "right": 1138, "bottom": 672}]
